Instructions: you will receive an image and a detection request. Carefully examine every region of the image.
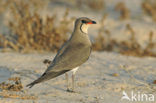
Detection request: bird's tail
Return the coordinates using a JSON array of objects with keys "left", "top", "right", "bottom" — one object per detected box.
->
[
  {"left": 26, "top": 70, "right": 70, "bottom": 88},
  {"left": 26, "top": 81, "right": 37, "bottom": 88},
  {"left": 26, "top": 73, "right": 48, "bottom": 88}
]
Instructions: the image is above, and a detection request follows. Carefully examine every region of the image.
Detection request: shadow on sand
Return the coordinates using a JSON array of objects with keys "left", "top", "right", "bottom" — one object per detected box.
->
[{"left": 0, "top": 66, "right": 13, "bottom": 83}]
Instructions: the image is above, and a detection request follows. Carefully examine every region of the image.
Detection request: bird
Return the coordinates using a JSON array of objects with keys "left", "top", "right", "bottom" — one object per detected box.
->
[{"left": 26, "top": 17, "right": 96, "bottom": 92}]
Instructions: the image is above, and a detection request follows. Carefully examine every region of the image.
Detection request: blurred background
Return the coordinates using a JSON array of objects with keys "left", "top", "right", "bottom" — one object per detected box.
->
[
  {"left": 0, "top": 0, "right": 156, "bottom": 102},
  {"left": 0, "top": 0, "right": 156, "bottom": 57}
]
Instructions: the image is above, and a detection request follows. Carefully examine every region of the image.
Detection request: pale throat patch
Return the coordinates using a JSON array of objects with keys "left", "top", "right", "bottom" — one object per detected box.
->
[{"left": 81, "top": 24, "right": 90, "bottom": 34}]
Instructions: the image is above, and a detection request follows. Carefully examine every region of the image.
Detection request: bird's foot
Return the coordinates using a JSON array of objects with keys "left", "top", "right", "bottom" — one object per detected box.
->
[{"left": 66, "top": 89, "right": 76, "bottom": 93}]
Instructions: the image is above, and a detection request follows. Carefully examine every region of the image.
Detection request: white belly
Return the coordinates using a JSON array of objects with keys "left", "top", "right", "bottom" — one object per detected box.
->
[{"left": 70, "top": 67, "right": 79, "bottom": 74}]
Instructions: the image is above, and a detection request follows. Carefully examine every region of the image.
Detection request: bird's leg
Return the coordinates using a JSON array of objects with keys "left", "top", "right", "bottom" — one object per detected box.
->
[
  {"left": 71, "top": 73, "right": 75, "bottom": 92},
  {"left": 70, "top": 67, "right": 78, "bottom": 92},
  {"left": 65, "top": 73, "right": 70, "bottom": 91}
]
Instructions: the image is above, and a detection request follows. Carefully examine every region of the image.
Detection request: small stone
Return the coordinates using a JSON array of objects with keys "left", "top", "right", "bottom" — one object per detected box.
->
[{"left": 112, "top": 73, "right": 119, "bottom": 77}]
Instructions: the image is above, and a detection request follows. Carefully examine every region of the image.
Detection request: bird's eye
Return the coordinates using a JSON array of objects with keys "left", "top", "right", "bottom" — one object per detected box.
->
[{"left": 81, "top": 20, "right": 86, "bottom": 23}]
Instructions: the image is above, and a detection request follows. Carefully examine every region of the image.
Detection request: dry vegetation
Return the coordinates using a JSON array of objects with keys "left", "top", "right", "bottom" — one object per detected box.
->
[
  {"left": 0, "top": 77, "right": 36, "bottom": 100},
  {"left": 0, "top": 0, "right": 73, "bottom": 53},
  {"left": 0, "top": 0, "right": 155, "bottom": 57},
  {"left": 76, "top": 0, "right": 105, "bottom": 11},
  {"left": 93, "top": 14, "right": 156, "bottom": 57},
  {"left": 0, "top": 77, "right": 23, "bottom": 91},
  {"left": 142, "top": 0, "right": 156, "bottom": 21},
  {"left": 115, "top": 2, "right": 130, "bottom": 20}
]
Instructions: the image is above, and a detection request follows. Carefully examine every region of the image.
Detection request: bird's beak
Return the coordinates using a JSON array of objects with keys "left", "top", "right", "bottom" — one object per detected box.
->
[
  {"left": 87, "top": 21, "right": 96, "bottom": 24},
  {"left": 92, "top": 21, "right": 96, "bottom": 24}
]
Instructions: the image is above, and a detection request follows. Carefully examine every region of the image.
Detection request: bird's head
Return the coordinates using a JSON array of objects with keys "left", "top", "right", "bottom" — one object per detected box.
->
[{"left": 74, "top": 17, "right": 96, "bottom": 34}]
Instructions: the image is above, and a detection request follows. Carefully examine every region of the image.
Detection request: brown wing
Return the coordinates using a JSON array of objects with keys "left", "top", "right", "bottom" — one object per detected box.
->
[{"left": 46, "top": 42, "right": 91, "bottom": 72}]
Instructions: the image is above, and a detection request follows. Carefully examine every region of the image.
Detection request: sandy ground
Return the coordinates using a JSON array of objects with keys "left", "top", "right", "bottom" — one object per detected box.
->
[
  {"left": 0, "top": 0, "right": 156, "bottom": 103},
  {"left": 0, "top": 52, "right": 155, "bottom": 103}
]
